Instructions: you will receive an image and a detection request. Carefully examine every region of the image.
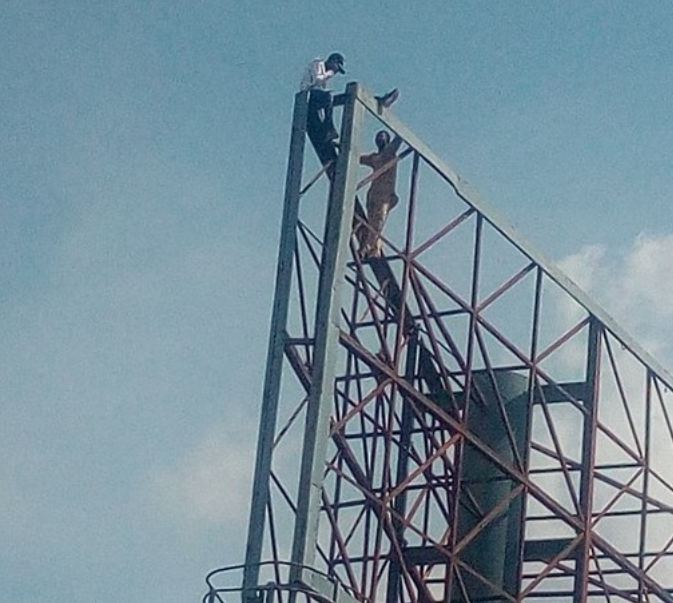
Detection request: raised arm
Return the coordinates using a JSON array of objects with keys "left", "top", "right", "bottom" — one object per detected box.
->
[{"left": 387, "top": 136, "right": 403, "bottom": 155}]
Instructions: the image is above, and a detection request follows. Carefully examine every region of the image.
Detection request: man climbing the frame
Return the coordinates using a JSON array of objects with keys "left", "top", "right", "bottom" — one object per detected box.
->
[{"left": 358, "top": 130, "right": 403, "bottom": 258}]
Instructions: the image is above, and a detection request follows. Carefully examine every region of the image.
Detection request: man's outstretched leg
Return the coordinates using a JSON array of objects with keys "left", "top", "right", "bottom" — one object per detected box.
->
[{"left": 375, "top": 88, "right": 400, "bottom": 110}]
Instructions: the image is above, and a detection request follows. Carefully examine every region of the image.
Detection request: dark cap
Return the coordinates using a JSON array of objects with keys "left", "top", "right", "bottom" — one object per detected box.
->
[{"left": 327, "top": 52, "right": 346, "bottom": 74}]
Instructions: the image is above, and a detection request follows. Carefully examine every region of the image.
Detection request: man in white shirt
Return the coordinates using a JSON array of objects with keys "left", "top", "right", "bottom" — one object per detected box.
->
[{"left": 300, "top": 52, "right": 346, "bottom": 145}]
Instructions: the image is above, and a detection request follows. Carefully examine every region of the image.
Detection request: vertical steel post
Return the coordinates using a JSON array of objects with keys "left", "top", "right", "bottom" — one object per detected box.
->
[
  {"left": 243, "top": 91, "right": 308, "bottom": 602},
  {"left": 638, "top": 371, "right": 652, "bottom": 599},
  {"left": 447, "top": 214, "right": 483, "bottom": 600},
  {"left": 289, "top": 83, "right": 364, "bottom": 586},
  {"left": 573, "top": 317, "right": 602, "bottom": 603},
  {"left": 386, "top": 331, "right": 419, "bottom": 603}
]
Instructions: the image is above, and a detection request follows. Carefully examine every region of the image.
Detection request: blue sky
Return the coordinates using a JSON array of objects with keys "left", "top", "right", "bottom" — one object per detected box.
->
[{"left": 2, "top": 2, "right": 673, "bottom": 602}]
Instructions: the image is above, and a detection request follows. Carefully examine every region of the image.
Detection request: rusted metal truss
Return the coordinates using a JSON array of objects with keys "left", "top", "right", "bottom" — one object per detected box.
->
[{"left": 205, "top": 84, "right": 673, "bottom": 603}]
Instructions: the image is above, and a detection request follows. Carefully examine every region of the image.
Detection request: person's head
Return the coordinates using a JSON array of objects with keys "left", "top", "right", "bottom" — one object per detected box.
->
[
  {"left": 325, "top": 52, "right": 346, "bottom": 75},
  {"left": 375, "top": 130, "right": 391, "bottom": 151}
]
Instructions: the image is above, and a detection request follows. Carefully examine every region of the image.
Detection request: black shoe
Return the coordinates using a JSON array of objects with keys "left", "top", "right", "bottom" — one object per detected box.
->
[
  {"left": 375, "top": 88, "right": 400, "bottom": 110},
  {"left": 325, "top": 128, "right": 339, "bottom": 142}
]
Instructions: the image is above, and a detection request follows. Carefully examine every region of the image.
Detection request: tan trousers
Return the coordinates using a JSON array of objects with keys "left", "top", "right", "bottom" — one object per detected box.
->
[{"left": 360, "top": 193, "right": 399, "bottom": 258}]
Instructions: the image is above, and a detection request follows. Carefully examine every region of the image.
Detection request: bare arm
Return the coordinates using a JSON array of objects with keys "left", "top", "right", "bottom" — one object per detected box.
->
[
  {"left": 360, "top": 153, "right": 375, "bottom": 167},
  {"left": 387, "top": 136, "right": 403, "bottom": 155}
]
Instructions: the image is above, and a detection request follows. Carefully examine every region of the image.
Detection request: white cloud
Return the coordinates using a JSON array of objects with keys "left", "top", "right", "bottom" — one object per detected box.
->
[
  {"left": 557, "top": 232, "right": 673, "bottom": 366},
  {"left": 620, "top": 232, "right": 673, "bottom": 320},
  {"left": 144, "top": 422, "right": 255, "bottom": 530}
]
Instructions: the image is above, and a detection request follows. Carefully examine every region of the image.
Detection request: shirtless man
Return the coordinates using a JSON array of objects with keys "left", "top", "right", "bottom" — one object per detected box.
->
[{"left": 359, "top": 130, "right": 403, "bottom": 258}]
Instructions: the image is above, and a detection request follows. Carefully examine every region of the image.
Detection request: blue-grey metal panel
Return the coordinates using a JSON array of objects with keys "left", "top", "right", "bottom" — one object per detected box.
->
[{"left": 289, "top": 83, "right": 365, "bottom": 584}]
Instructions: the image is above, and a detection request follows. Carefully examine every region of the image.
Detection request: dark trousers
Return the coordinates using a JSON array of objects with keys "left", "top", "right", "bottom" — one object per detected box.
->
[
  {"left": 306, "top": 89, "right": 338, "bottom": 179},
  {"left": 307, "top": 89, "right": 335, "bottom": 137}
]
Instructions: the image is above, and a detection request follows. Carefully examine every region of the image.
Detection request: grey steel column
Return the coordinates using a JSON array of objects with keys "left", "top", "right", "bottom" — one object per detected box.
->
[
  {"left": 289, "top": 83, "right": 364, "bottom": 586},
  {"left": 453, "top": 370, "right": 529, "bottom": 602},
  {"left": 243, "top": 91, "right": 308, "bottom": 602}
]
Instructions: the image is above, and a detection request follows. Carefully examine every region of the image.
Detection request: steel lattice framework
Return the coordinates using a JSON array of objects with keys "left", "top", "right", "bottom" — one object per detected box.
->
[{"left": 205, "top": 84, "right": 673, "bottom": 603}]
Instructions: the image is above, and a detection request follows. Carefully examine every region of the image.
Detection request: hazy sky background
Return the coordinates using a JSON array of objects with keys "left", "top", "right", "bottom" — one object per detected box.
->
[{"left": 2, "top": 2, "right": 673, "bottom": 602}]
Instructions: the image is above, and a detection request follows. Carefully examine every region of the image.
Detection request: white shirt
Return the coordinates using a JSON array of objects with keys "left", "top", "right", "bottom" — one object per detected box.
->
[{"left": 299, "top": 58, "right": 336, "bottom": 92}]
